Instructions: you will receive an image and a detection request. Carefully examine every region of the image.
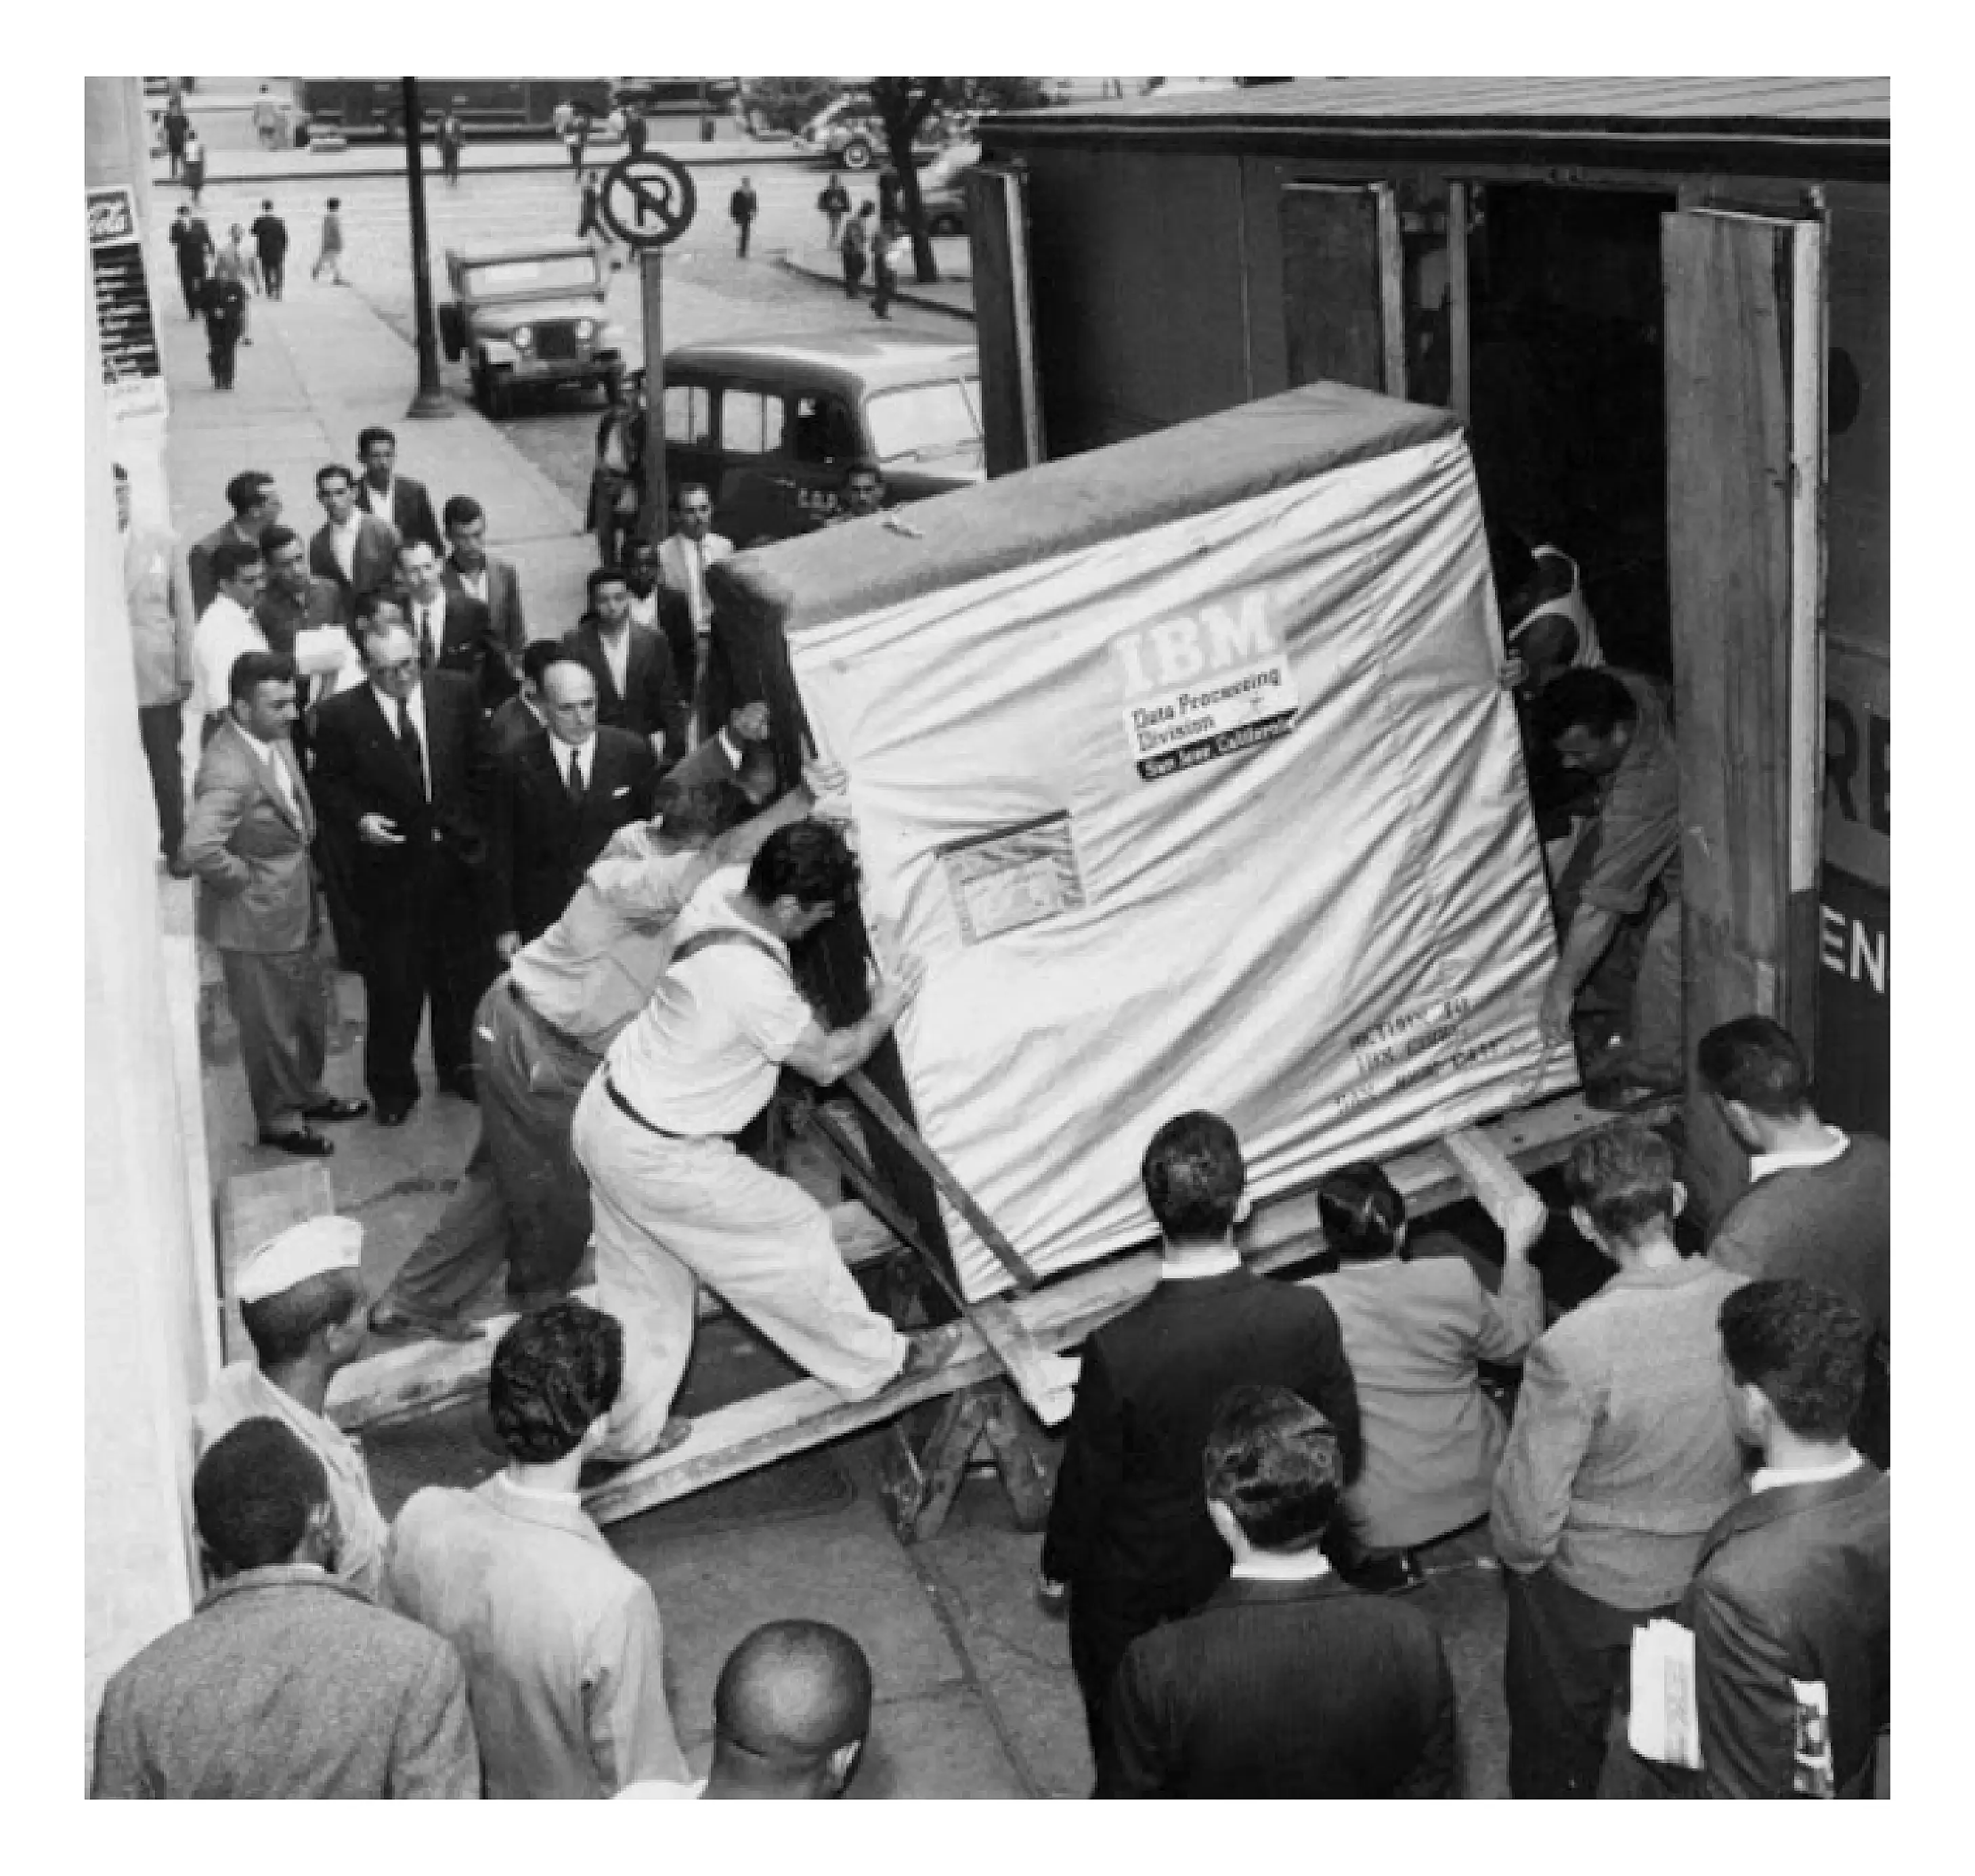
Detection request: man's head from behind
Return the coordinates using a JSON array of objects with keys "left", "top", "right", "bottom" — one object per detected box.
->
[
  {"left": 1718, "top": 1278, "right": 1873, "bottom": 1454},
  {"left": 1202, "top": 1384, "right": 1343, "bottom": 1561},
  {"left": 194, "top": 1418, "right": 335, "bottom": 1580},
  {"left": 1142, "top": 1110, "right": 1245, "bottom": 1250},
  {"left": 488, "top": 1301, "right": 624, "bottom": 1464},
  {"left": 1534, "top": 668, "right": 1637, "bottom": 777},
  {"left": 708, "top": 1620, "right": 873, "bottom": 1798},
  {"left": 651, "top": 775, "right": 751, "bottom": 849},
  {"left": 1562, "top": 1122, "right": 1683, "bottom": 1257},
  {"left": 1697, "top": 1015, "right": 1816, "bottom": 1155},
  {"left": 744, "top": 821, "right": 859, "bottom": 942},
  {"left": 240, "top": 1254, "right": 368, "bottom": 1378}
]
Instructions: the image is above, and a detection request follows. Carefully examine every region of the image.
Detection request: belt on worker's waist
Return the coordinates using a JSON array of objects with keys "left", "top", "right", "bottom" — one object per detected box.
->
[
  {"left": 504, "top": 976, "right": 596, "bottom": 1060},
  {"left": 603, "top": 1073, "right": 730, "bottom": 1145}
]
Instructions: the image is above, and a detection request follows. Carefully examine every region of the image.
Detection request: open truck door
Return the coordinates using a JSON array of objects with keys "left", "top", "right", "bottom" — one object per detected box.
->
[
  {"left": 1662, "top": 206, "right": 1827, "bottom": 1221},
  {"left": 966, "top": 162, "right": 1045, "bottom": 476}
]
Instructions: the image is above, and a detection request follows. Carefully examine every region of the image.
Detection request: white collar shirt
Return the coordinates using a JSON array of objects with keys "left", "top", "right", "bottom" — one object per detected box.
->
[
  {"left": 327, "top": 512, "right": 360, "bottom": 581},
  {"left": 455, "top": 561, "right": 490, "bottom": 603},
  {"left": 193, "top": 593, "right": 269, "bottom": 716},
  {"left": 597, "top": 621, "right": 632, "bottom": 701},
  {"left": 236, "top": 723, "right": 300, "bottom": 815},
  {"left": 363, "top": 475, "right": 395, "bottom": 523},
  {"left": 628, "top": 588, "right": 657, "bottom": 629},
  {"left": 372, "top": 680, "right": 431, "bottom": 795},
  {"left": 409, "top": 588, "right": 448, "bottom": 666},
  {"left": 1748, "top": 1127, "right": 1850, "bottom": 1184},
  {"left": 553, "top": 733, "right": 597, "bottom": 792},
  {"left": 1230, "top": 1548, "right": 1334, "bottom": 1585},
  {"left": 1750, "top": 1449, "right": 1864, "bottom": 1496},
  {"left": 1158, "top": 1244, "right": 1244, "bottom": 1281}
]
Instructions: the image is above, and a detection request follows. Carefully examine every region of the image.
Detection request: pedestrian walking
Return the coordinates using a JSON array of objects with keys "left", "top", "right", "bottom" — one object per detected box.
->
[
  {"left": 252, "top": 199, "right": 289, "bottom": 300},
  {"left": 818, "top": 174, "right": 850, "bottom": 248},
  {"left": 311, "top": 197, "right": 345, "bottom": 284},
  {"left": 840, "top": 202, "right": 872, "bottom": 299},
  {"left": 625, "top": 109, "right": 648, "bottom": 155},
  {"left": 215, "top": 225, "right": 255, "bottom": 345},
  {"left": 729, "top": 176, "right": 759, "bottom": 258},
  {"left": 871, "top": 218, "right": 907, "bottom": 321},
  {"left": 563, "top": 104, "right": 590, "bottom": 175},
  {"left": 437, "top": 106, "right": 465, "bottom": 185},
  {"left": 576, "top": 169, "right": 617, "bottom": 269},
  {"left": 251, "top": 84, "right": 286, "bottom": 151},
  {"left": 199, "top": 274, "right": 248, "bottom": 390},
  {"left": 162, "top": 95, "right": 189, "bottom": 177},
  {"left": 182, "top": 129, "right": 207, "bottom": 206},
  {"left": 169, "top": 202, "right": 215, "bottom": 320}
]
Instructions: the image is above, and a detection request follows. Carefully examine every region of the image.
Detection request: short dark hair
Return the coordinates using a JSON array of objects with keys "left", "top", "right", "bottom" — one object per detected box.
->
[
  {"left": 357, "top": 426, "right": 395, "bottom": 456},
  {"left": 487, "top": 1303, "right": 624, "bottom": 1463},
  {"left": 210, "top": 542, "right": 263, "bottom": 586},
  {"left": 240, "top": 1268, "right": 367, "bottom": 1367},
  {"left": 1563, "top": 1122, "right": 1677, "bottom": 1245},
  {"left": 194, "top": 1419, "right": 330, "bottom": 1574},
  {"left": 746, "top": 821, "right": 859, "bottom": 911},
  {"left": 587, "top": 564, "right": 629, "bottom": 601},
  {"left": 261, "top": 198, "right": 274, "bottom": 210},
  {"left": 394, "top": 534, "right": 435, "bottom": 567},
  {"left": 316, "top": 462, "right": 355, "bottom": 493},
  {"left": 229, "top": 649, "right": 297, "bottom": 706},
  {"left": 257, "top": 522, "right": 301, "bottom": 560},
  {"left": 114, "top": 461, "right": 129, "bottom": 483},
  {"left": 441, "top": 493, "right": 483, "bottom": 531},
  {"left": 1720, "top": 1280, "right": 1873, "bottom": 1441},
  {"left": 653, "top": 776, "right": 752, "bottom": 844},
  {"left": 1142, "top": 1111, "right": 1245, "bottom": 1244},
  {"left": 519, "top": 638, "right": 566, "bottom": 686},
  {"left": 225, "top": 471, "right": 274, "bottom": 516},
  {"left": 351, "top": 611, "right": 410, "bottom": 661},
  {"left": 353, "top": 589, "right": 405, "bottom": 626},
  {"left": 327, "top": 196, "right": 341, "bottom": 209},
  {"left": 842, "top": 457, "right": 882, "bottom": 485},
  {"left": 1697, "top": 1016, "right": 1813, "bottom": 1120},
  {"left": 714, "top": 1620, "right": 873, "bottom": 1764},
  {"left": 1316, "top": 1162, "right": 1406, "bottom": 1263},
  {"left": 1534, "top": 668, "right": 1638, "bottom": 746},
  {"left": 1202, "top": 1385, "right": 1343, "bottom": 1552},
  {"left": 674, "top": 481, "right": 712, "bottom": 508}
]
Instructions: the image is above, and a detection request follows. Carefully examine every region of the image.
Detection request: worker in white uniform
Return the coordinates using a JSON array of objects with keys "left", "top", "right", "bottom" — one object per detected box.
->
[{"left": 571, "top": 819, "right": 959, "bottom": 1466}]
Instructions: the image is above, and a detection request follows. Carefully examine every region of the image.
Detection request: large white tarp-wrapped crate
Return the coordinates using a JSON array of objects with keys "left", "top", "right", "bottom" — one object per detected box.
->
[{"left": 710, "top": 382, "right": 1573, "bottom": 1301}]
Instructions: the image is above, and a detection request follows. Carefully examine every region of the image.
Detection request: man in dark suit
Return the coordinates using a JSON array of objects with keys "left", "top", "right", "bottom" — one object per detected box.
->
[
  {"left": 355, "top": 424, "right": 443, "bottom": 554},
  {"left": 309, "top": 462, "right": 399, "bottom": 608},
  {"left": 487, "top": 653, "right": 657, "bottom": 952},
  {"left": 91, "top": 1418, "right": 479, "bottom": 1798},
  {"left": 563, "top": 565, "right": 687, "bottom": 768},
  {"left": 169, "top": 202, "right": 215, "bottom": 319},
  {"left": 487, "top": 638, "right": 557, "bottom": 760},
  {"left": 190, "top": 469, "right": 282, "bottom": 616},
  {"left": 394, "top": 536, "right": 517, "bottom": 714},
  {"left": 1041, "top": 1110, "right": 1363, "bottom": 1758},
  {"left": 178, "top": 651, "right": 368, "bottom": 1156},
  {"left": 1601, "top": 1280, "right": 1890, "bottom": 1800},
  {"left": 309, "top": 615, "right": 500, "bottom": 1124},
  {"left": 251, "top": 198, "right": 289, "bottom": 299},
  {"left": 1098, "top": 1385, "right": 1457, "bottom": 1797},
  {"left": 667, "top": 698, "right": 778, "bottom": 805},
  {"left": 442, "top": 494, "right": 528, "bottom": 673}
]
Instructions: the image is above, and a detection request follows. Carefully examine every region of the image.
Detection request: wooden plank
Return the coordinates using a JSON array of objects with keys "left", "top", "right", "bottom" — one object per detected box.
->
[
  {"left": 875, "top": 1387, "right": 995, "bottom": 1544},
  {"left": 1441, "top": 1126, "right": 1540, "bottom": 1232}
]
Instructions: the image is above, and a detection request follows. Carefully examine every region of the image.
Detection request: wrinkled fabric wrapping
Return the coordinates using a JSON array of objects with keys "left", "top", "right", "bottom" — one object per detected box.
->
[{"left": 746, "top": 386, "right": 1569, "bottom": 1298}]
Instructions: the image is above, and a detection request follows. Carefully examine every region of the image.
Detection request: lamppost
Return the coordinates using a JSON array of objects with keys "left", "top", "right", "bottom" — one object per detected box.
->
[{"left": 401, "top": 77, "right": 451, "bottom": 420}]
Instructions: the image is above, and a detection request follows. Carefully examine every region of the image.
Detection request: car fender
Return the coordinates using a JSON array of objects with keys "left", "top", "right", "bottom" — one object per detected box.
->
[{"left": 478, "top": 336, "right": 519, "bottom": 366}]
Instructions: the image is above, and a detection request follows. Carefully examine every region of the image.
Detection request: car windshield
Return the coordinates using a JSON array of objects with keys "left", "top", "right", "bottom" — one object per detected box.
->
[
  {"left": 462, "top": 255, "right": 598, "bottom": 297},
  {"left": 864, "top": 378, "right": 984, "bottom": 465}
]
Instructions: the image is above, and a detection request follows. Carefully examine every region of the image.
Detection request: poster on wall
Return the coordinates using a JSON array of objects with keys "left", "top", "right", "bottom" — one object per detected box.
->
[{"left": 89, "top": 185, "right": 167, "bottom": 423}]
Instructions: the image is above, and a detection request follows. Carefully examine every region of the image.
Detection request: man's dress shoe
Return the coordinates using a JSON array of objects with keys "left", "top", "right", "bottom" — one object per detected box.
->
[
  {"left": 304, "top": 1096, "right": 370, "bottom": 1123},
  {"left": 258, "top": 1126, "right": 332, "bottom": 1157}
]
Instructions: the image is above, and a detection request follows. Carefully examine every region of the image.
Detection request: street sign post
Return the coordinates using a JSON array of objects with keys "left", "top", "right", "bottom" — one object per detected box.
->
[{"left": 599, "top": 154, "right": 698, "bottom": 544}]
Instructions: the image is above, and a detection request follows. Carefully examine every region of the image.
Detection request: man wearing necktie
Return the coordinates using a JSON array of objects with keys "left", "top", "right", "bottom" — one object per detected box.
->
[
  {"left": 178, "top": 651, "right": 370, "bottom": 1156},
  {"left": 658, "top": 484, "right": 733, "bottom": 733},
  {"left": 310, "top": 619, "right": 501, "bottom": 1125},
  {"left": 394, "top": 538, "right": 514, "bottom": 714}
]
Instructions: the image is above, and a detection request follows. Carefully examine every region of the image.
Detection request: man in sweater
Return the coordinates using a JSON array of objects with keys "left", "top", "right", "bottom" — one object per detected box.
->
[
  {"left": 382, "top": 1303, "right": 690, "bottom": 1797},
  {"left": 1490, "top": 1122, "right": 1748, "bottom": 1797},
  {"left": 1698, "top": 1015, "right": 1890, "bottom": 1464},
  {"left": 1041, "top": 1110, "right": 1362, "bottom": 1760}
]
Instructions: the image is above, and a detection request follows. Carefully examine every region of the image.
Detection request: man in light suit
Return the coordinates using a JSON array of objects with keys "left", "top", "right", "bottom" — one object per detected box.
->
[
  {"left": 658, "top": 482, "right": 732, "bottom": 722},
  {"left": 382, "top": 1303, "right": 689, "bottom": 1797},
  {"left": 309, "top": 462, "right": 399, "bottom": 609},
  {"left": 91, "top": 1418, "right": 479, "bottom": 1799},
  {"left": 441, "top": 493, "right": 528, "bottom": 673},
  {"left": 178, "top": 650, "right": 370, "bottom": 1155},
  {"left": 355, "top": 423, "right": 443, "bottom": 554}
]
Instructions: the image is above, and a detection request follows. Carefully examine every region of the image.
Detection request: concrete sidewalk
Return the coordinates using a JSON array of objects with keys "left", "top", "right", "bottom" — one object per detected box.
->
[{"left": 779, "top": 240, "right": 976, "bottom": 322}]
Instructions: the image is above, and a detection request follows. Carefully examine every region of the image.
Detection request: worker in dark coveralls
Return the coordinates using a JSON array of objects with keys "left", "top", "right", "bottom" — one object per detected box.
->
[{"left": 199, "top": 271, "right": 248, "bottom": 391}]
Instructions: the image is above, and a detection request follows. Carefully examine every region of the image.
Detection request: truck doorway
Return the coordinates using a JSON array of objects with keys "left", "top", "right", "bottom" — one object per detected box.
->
[{"left": 1464, "top": 183, "right": 1675, "bottom": 676}]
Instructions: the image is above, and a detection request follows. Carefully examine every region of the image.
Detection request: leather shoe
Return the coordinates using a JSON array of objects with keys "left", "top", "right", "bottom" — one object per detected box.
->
[
  {"left": 258, "top": 1126, "right": 332, "bottom": 1158},
  {"left": 368, "top": 1297, "right": 482, "bottom": 1343},
  {"left": 375, "top": 1102, "right": 415, "bottom": 1128},
  {"left": 440, "top": 1069, "right": 479, "bottom": 1102},
  {"left": 304, "top": 1096, "right": 370, "bottom": 1123}
]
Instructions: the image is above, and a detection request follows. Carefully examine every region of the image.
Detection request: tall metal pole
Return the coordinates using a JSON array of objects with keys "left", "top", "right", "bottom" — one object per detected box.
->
[
  {"left": 639, "top": 249, "right": 667, "bottom": 544},
  {"left": 401, "top": 77, "right": 451, "bottom": 419}
]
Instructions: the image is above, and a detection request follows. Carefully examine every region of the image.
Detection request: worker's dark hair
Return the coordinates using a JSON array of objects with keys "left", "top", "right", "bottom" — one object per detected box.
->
[
  {"left": 1488, "top": 521, "right": 1538, "bottom": 612},
  {"left": 316, "top": 461, "right": 355, "bottom": 492},
  {"left": 194, "top": 1419, "right": 330, "bottom": 1575},
  {"left": 228, "top": 649, "right": 297, "bottom": 707},
  {"left": 440, "top": 493, "right": 483, "bottom": 531},
  {"left": 357, "top": 425, "right": 396, "bottom": 456},
  {"left": 240, "top": 1268, "right": 368, "bottom": 1368},
  {"left": 257, "top": 523, "right": 301, "bottom": 561},
  {"left": 1316, "top": 1162, "right": 1406, "bottom": 1263},
  {"left": 842, "top": 456, "right": 882, "bottom": 485},
  {"left": 587, "top": 563, "right": 629, "bottom": 599},
  {"left": 1534, "top": 668, "right": 1638, "bottom": 745},
  {"left": 519, "top": 638, "right": 567, "bottom": 688},
  {"left": 1697, "top": 1016, "right": 1814, "bottom": 1120},
  {"left": 1720, "top": 1280, "right": 1873, "bottom": 1442},
  {"left": 327, "top": 196, "right": 341, "bottom": 209},
  {"left": 747, "top": 821, "right": 859, "bottom": 912},
  {"left": 714, "top": 1620, "right": 873, "bottom": 1765},
  {"left": 261, "top": 198, "right": 274, "bottom": 211},
  {"left": 1563, "top": 1122, "right": 1677, "bottom": 1246},
  {"left": 353, "top": 589, "right": 406, "bottom": 626},
  {"left": 488, "top": 1302, "right": 624, "bottom": 1463},
  {"left": 209, "top": 541, "right": 263, "bottom": 586},
  {"left": 1202, "top": 1385, "right": 1343, "bottom": 1552},
  {"left": 393, "top": 534, "right": 437, "bottom": 568},
  {"left": 1142, "top": 1110, "right": 1245, "bottom": 1244},
  {"left": 653, "top": 776, "right": 752, "bottom": 844},
  {"left": 225, "top": 470, "right": 274, "bottom": 516},
  {"left": 114, "top": 461, "right": 129, "bottom": 483}
]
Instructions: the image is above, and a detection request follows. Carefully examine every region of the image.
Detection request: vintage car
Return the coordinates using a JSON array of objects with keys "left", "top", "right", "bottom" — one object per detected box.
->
[
  {"left": 792, "top": 95, "right": 966, "bottom": 171},
  {"left": 437, "top": 244, "right": 626, "bottom": 419},
  {"left": 587, "top": 331, "right": 984, "bottom": 554},
  {"left": 917, "top": 141, "right": 981, "bottom": 237}
]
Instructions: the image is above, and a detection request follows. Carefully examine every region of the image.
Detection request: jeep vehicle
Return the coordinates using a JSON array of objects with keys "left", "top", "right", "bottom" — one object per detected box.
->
[{"left": 438, "top": 244, "right": 626, "bottom": 419}]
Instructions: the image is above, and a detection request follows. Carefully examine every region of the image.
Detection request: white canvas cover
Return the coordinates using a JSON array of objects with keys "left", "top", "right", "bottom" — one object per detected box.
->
[{"left": 773, "top": 394, "right": 1571, "bottom": 1299}]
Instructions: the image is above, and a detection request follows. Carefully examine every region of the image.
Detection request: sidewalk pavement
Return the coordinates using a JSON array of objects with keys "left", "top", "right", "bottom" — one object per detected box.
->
[{"left": 779, "top": 240, "right": 976, "bottom": 322}]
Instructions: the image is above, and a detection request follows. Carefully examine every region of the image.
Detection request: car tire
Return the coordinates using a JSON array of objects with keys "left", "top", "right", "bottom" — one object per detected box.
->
[{"left": 840, "top": 135, "right": 874, "bottom": 171}]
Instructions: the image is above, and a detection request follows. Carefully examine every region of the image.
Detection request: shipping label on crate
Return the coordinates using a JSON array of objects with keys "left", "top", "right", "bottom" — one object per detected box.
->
[
  {"left": 939, "top": 812, "right": 1085, "bottom": 944},
  {"left": 1113, "top": 592, "right": 1301, "bottom": 781}
]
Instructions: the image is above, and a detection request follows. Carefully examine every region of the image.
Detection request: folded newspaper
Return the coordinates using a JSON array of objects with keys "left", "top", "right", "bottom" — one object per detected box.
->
[{"left": 1628, "top": 1619, "right": 1702, "bottom": 1769}]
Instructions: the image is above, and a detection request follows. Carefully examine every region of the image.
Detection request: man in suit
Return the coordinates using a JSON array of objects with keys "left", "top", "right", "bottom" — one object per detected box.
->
[
  {"left": 489, "top": 638, "right": 558, "bottom": 759},
  {"left": 117, "top": 462, "right": 196, "bottom": 865},
  {"left": 1041, "top": 1110, "right": 1363, "bottom": 1758},
  {"left": 442, "top": 494, "right": 528, "bottom": 674},
  {"left": 658, "top": 483, "right": 733, "bottom": 720},
  {"left": 666, "top": 697, "right": 778, "bottom": 805},
  {"left": 189, "top": 468, "right": 281, "bottom": 616},
  {"left": 395, "top": 536, "right": 516, "bottom": 714},
  {"left": 91, "top": 1417, "right": 479, "bottom": 1799},
  {"left": 382, "top": 1303, "right": 689, "bottom": 1797},
  {"left": 1601, "top": 1280, "right": 1890, "bottom": 1800},
  {"left": 251, "top": 198, "right": 288, "bottom": 299},
  {"left": 624, "top": 536, "right": 699, "bottom": 705},
  {"left": 1491, "top": 1122, "right": 1748, "bottom": 1799},
  {"left": 1098, "top": 1386, "right": 1457, "bottom": 1797},
  {"left": 487, "top": 654, "right": 657, "bottom": 954},
  {"left": 179, "top": 651, "right": 368, "bottom": 1156},
  {"left": 310, "top": 461, "right": 399, "bottom": 609},
  {"left": 355, "top": 424, "right": 443, "bottom": 554},
  {"left": 169, "top": 200, "right": 215, "bottom": 320},
  {"left": 563, "top": 564, "right": 687, "bottom": 766},
  {"left": 254, "top": 523, "right": 348, "bottom": 663},
  {"left": 309, "top": 616, "right": 500, "bottom": 1124}
]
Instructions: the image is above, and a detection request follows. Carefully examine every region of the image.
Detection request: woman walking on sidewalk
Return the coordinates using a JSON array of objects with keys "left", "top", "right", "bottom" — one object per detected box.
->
[{"left": 311, "top": 198, "right": 346, "bottom": 285}]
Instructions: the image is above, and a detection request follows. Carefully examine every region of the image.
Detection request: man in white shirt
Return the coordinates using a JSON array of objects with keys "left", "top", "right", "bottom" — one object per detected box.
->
[
  {"left": 309, "top": 462, "right": 399, "bottom": 607},
  {"left": 192, "top": 542, "right": 270, "bottom": 728},
  {"left": 658, "top": 482, "right": 732, "bottom": 692},
  {"left": 441, "top": 492, "right": 527, "bottom": 670},
  {"left": 569, "top": 820, "right": 957, "bottom": 1466}
]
